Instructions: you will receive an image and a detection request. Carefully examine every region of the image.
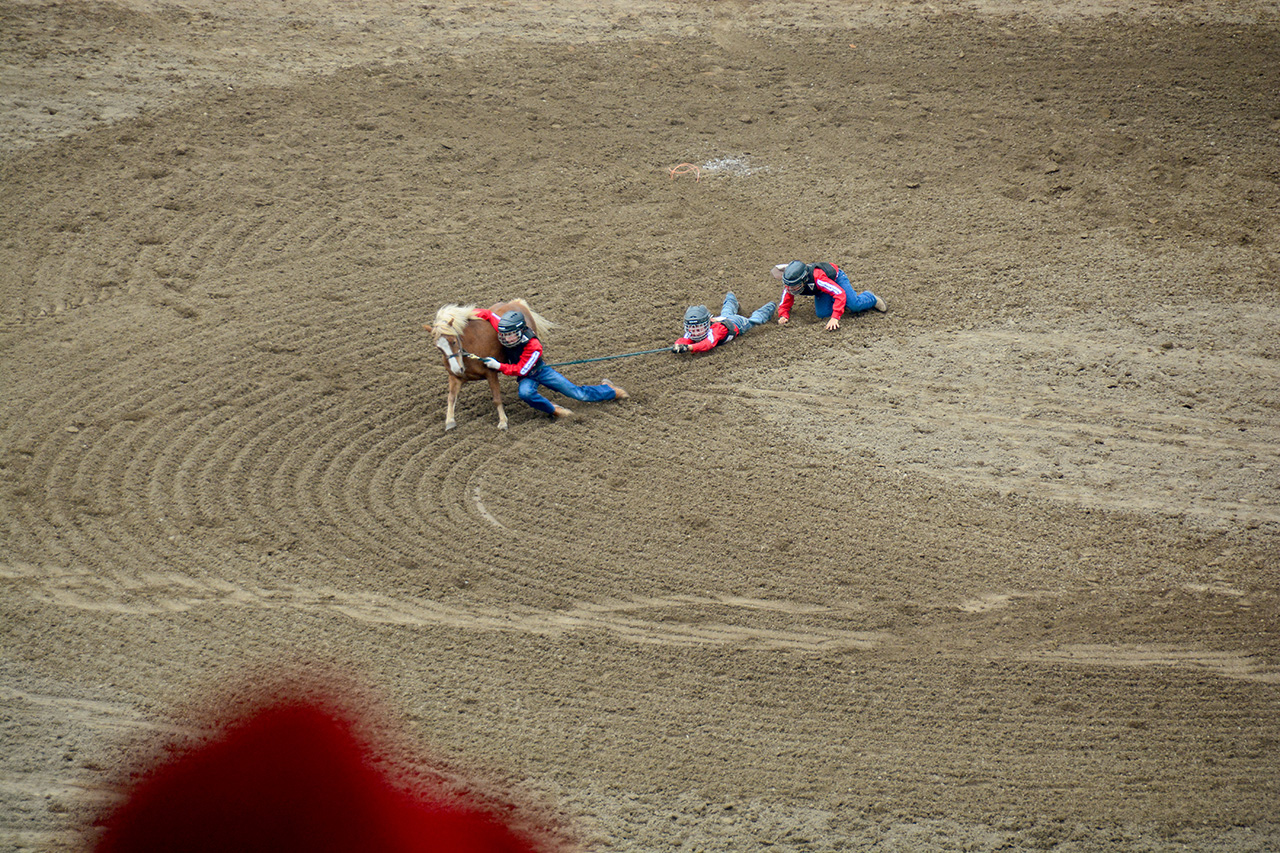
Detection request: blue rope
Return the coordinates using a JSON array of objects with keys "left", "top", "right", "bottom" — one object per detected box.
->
[
  {"left": 462, "top": 346, "right": 670, "bottom": 368},
  {"left": 545, "top": 347, "right": 671, "bottom": 368}
]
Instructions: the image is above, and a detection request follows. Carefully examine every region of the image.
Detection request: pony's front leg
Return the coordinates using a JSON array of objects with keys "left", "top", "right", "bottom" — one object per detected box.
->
[
  {"left": 445, "top": 373, "right": 462, "bottom": 431},
  {"left": 487, "top": 370, "right": 508, "bottom": 430}
]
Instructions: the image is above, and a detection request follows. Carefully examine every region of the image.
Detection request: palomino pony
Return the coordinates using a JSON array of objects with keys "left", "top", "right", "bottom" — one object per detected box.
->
[{"left": 427, "top": 299, "right": 551, "bottom": 431}]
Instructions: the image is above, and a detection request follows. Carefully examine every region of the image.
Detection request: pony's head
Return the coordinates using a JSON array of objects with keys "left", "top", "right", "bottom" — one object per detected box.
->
[{"left": 428, "top": 304, "right": 477, "bottom": 377}]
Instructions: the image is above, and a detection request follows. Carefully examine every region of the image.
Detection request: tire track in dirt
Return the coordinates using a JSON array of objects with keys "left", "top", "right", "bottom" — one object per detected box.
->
[
  {"left": 1020, "top": 645, "right": 1280, "bottom": 684},
  {"left": 0, "top": 560, "right": 891, "bottom": 652},
  {"left": 0, "top": 686, "right": 184, "bottom": 738},
  {"left": 7, "top": 556, "right": 1277, "bottom": 684},
  {"left": 0, "top": 683, "right": 194, "bottom": 852}
]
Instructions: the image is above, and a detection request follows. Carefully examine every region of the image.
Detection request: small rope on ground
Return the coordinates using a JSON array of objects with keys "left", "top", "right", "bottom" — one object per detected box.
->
[{"left": 669, "top": 163, "right": 701, "bottom": 182}]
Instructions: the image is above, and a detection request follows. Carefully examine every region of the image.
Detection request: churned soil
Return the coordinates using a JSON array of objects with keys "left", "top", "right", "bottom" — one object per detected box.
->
[{"left": 2, "top": 1, "right": 1278, "bottom": 851}]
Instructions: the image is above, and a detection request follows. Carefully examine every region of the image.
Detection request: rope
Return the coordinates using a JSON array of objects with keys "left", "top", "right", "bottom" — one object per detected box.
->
[
  {"left": 669, "top": 162, "right": 702, "bottom": 182},
  {"left": 545, "top": 347, "right": 670, "bottom": 368},
  {"left": 459, "top": 346, "right": 670, "bottom": 368}
]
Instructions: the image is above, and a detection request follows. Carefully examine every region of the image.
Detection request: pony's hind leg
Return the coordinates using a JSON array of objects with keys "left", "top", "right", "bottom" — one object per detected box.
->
[
  {"left": 445, "top": 374, "right": 462, "bottom": 431},
  {"left": 487, "top": 371, "right": 508, "bottom": 430}
]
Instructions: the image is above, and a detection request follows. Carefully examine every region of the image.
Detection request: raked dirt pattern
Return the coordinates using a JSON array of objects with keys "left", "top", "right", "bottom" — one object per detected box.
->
[{"left": 2, "top": 1, "right": 1278, "bottom": 851}]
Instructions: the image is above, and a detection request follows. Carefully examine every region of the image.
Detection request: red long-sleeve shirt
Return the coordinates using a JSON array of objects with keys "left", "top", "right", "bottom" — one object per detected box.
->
[
  {"left": 777, "top": 264, "right": 846, "bottom": 320},
  {"left": 673, "top": 319, "right": 737, "bottom": 353},
  {"left": 475, "top": 309, "right": 543, "bottom": 377}
]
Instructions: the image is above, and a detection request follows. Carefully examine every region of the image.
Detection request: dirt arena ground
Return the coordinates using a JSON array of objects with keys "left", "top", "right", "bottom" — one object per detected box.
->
[{"left": 2, "top": 1, "right": 1278, "bottom": 850}]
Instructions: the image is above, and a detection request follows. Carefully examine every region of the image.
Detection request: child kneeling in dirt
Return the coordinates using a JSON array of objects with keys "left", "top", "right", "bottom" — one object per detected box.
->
[
  {"left": 772, "top": 260, "right": 886, "bottom": 331},
  {"left": 672, "top": 292, "right": 777, "bottom": 354}
]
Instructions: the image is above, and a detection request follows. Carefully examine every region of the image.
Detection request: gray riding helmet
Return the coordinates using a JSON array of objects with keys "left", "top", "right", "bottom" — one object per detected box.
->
[
  {"left": 497, "top": 310, "right": 528, "bottom": 347},
  {"left": 683, "top": 305, "right": 712, "bottom": 341},
  {"left": 782, "top": 260, "right": 809, "bottom": 292}
]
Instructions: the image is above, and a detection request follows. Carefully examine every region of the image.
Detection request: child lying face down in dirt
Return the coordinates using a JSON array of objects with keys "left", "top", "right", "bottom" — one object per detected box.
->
[{"left": 671, "top": 292, "right": 777, "bottom": 354}]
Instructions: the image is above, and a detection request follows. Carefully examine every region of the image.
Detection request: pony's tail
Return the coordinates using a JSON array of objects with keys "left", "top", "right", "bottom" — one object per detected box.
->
[
  {"left": 528, "top": 308, "right": 553, "bottom": 333},
  {"left": 508, "top": 298, "right": 553, "bottom": 334}
]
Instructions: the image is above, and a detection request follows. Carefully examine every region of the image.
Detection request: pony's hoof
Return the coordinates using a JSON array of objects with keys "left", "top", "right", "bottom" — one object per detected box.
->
[
  {"left": 445, "top": 421, "right": 457, "bottom": 431},
  {"left": 498, "top": 421, "right": 508, "bottom": 431}
]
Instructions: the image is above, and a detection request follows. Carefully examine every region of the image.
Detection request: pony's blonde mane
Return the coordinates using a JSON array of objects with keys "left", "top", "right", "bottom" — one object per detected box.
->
[
  {"left": 429, "top": 299, "right": 553, "bottom": 338},
  {"left": 431, "top": 303, "right": 476, "bottom": 338}
]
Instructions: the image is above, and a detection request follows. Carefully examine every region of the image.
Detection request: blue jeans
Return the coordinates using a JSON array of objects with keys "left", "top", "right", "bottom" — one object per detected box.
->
[
  {"left": 720, "top": 292, "right": 777, "bottom": 335},
  {"left": 518, "top": 365, "right": 618, "bottom": 415},
  {"left": 813, "top": 269, "right": 879, "bottom": 318}
]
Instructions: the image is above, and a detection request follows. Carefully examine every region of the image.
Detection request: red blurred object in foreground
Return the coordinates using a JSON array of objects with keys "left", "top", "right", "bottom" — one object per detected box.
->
[{"left": 94, "top": 700, "right": 542, "bottom": 853}]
